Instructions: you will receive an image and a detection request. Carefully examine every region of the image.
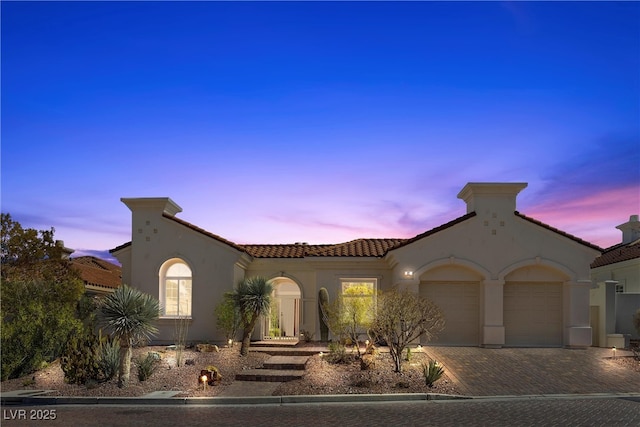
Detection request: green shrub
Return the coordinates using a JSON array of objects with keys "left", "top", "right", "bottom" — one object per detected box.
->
[
  {"left": 326, "top": 342, "right": 351, "bottom": 364},
  {"left": 1, "top": 214, "right": 86, "bottom": 381},
  {"left": 60, "top": 332, "right": 100, "bottom": 385},
  {"left": 97, "top": 338, "right": 120, "bottom": 381},
  {"left": 135, "top": 353, "right": 158, "bottom": 382},
  {"left": 422, "top": 360, "right": 445, "bottom": 388}
]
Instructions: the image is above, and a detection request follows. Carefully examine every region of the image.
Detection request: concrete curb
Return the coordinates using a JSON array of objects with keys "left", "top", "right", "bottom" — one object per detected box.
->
[
  {"left": 1, "top": 392, "right": 470, "bottom": 406},
  {"left": 3, "top": 392, "right": 638, "bottom": 406}
]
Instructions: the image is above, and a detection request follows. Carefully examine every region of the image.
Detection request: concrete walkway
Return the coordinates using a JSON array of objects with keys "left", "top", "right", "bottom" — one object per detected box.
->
[{"left": 424, "top": 346, "right": 640, "bottom": 396}]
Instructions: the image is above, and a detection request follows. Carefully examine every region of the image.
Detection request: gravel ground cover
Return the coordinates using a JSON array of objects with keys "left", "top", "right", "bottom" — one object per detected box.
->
[{"left": 2, "top": 345, "right": 637, "bottom": 398}]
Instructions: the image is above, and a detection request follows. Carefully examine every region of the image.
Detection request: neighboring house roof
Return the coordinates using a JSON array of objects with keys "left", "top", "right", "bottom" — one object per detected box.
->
[
  {"left": 111, "top": 210, "right": 601, "bottom": 259},
  {"left": 515, "top": 212, "right": 603, "bottom": 252},
  {"left": 590, "top": 239, "right": 640, "bottom": 268},
  {"left": 71, "top": 256, "right": 122, "bottom": 290}
]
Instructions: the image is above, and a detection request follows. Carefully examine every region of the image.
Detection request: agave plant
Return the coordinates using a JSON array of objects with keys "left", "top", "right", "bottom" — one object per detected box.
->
[
  {"left": 232, "top": 276, "right": 272, "bottom": 356},
  {"left": 98, "top": 284, "right": 160, "bottom": 387},
  {"left": 422, "top": 359, "right": 445, "bottom": 388}
]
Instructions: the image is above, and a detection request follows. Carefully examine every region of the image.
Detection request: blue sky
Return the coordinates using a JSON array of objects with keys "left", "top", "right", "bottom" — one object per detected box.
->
[{"left": 2, "top": 1, "right": 639, "bottom": 263}]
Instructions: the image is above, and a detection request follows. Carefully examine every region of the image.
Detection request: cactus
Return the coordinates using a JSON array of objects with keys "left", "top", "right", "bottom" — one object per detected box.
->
[
  {"left": 61, "top": 332, "right": 100, "bottom": 385},
  {"left": 318, "top": 287, "right": 330, "bottom": 341}
]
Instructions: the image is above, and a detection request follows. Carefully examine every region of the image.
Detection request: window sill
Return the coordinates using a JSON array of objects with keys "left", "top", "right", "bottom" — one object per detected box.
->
[{"left": 158, "top": 316, "right": 193, "bottom": 321}]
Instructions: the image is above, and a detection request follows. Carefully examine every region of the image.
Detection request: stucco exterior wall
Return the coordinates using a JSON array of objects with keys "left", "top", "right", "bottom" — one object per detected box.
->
[
  {"left": 113, "top": 183, "right": 601, "bottom": 348},
  {"left": 245, "top": 258, "right": 392, "bottom": 341},
  {"left": 114, "top": 198, "right": 247, "bottom": 344}
]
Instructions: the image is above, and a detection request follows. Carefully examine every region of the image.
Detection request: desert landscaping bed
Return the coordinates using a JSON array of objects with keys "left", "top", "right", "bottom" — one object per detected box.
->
[
  {"left": 1, "top": 345, "right": 459, "bottom": 397},
  {"left": 2, "top": 346, "right": 638, "bottom": 398}
]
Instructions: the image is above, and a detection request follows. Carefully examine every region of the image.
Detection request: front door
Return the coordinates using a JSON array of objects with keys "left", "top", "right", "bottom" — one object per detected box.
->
[{"left": 264, "top": 279, "right": 301, "bottom": 340}]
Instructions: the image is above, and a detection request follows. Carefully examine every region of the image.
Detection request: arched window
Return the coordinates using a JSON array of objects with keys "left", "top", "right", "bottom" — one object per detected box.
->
[{"left": 159, "top": 259, "right": 192, "bottom": 317}]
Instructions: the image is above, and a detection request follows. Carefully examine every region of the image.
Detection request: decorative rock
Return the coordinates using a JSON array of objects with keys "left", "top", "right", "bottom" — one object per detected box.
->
[
  {"left": 196, "top": 344, "right": 219, "bottom": 353},
  {"left": 148, "top": 351, "right": 162, "bottom": 361},
  {"left": 185, "top": 359, "right": 195, "bottom": 366},
  {"left": 199, "top": 366, "right": 222, "bottom": 386}
]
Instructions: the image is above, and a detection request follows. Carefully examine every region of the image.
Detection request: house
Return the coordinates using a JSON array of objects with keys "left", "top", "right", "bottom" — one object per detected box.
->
[
  {"left": 111, "top": 182, "right": 602, "bottom": 348},
  {"left": 590, "top": 215, "right": 640, "bottom": 348},
  {"left": 71, "top": 256, "right": 122, "bottom": 295}
]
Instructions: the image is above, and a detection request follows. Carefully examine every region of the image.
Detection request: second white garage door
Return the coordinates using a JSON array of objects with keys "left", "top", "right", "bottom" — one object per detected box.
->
[
  {"left": 504, "top": 282, "right": 563, "bottom": 346},
  {"left": 420, "top": 282, "right": 480, "bottom": 346}
]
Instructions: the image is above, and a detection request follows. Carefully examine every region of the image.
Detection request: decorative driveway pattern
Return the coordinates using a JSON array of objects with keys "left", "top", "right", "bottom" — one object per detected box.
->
[{"left": 425, "top": 346, "right": 640, "bottom": 396}]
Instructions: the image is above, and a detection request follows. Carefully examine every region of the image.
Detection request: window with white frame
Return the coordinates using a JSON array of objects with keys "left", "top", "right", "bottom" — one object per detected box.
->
[
  {"left": 340, "top": 278, "right": 377, "bottom": 322},
  {"left": 160, "top": 259, "right": 192, "bottom": 317}
]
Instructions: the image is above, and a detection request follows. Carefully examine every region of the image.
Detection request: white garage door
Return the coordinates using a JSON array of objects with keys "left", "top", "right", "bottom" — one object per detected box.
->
[
  {"left": 504, "top": 282, "right": 563, "bottom": 346},
  {"left": 420, "top": 282, "right": 479, "bottom": 346}
]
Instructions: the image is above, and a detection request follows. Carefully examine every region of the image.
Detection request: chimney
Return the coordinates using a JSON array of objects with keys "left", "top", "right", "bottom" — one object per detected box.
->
[
  {"left": 616, "top": 215, "right": 640, "bottom": 244},
  {"left": 55, "top": 240, "right": 74, "bottom": 259},
  {"left": 457, "top": 182, "right": 528, "bottom": 215}
]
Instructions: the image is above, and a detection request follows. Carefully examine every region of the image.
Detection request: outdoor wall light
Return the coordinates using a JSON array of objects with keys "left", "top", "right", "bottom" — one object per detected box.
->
[{"left": 403, "top": 270, "right": 414, "bottom": 278}]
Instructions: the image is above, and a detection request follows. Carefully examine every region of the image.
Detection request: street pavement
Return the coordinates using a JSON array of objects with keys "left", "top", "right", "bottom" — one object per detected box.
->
[{"left": 2, "top": 396, "right": 639, "bottom": 426}]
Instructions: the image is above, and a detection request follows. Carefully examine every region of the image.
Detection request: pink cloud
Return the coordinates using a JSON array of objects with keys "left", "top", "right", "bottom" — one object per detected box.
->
[{"left": 524, "top": 185, "right": 638, "bottom": 248}]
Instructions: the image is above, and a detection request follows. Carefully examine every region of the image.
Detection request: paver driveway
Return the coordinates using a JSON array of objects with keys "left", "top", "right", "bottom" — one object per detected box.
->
[{"left": 425, "top": 346, "right": 640, "bottom": 396}]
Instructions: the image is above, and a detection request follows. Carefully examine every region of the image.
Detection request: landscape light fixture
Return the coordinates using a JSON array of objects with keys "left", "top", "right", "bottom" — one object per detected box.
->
[
  {"left": 201, "top": 375, "right": 208, "bottom": 390},
  {"left": 612, "top": 346, "right": 617, "bottom": 359}
]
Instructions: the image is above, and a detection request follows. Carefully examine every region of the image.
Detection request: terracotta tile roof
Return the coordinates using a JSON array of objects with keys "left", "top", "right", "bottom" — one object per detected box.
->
[
  {"left": 71, "top": 256, "right": 122, "bottom": 290},
  {"left": 240, "top": 243, "right": 329, "bottom": 258},
  {"left": 591, "top": 239, "right": 640, "bottom": 268},
  {"left": 514, "top": 212, "right": 603, "bottom": 252},
  {"left": 241, "top": 239, "right": 406, "bottom": 258},
  {"left": 310, "top": 239, "right": 407, "bottom": 257}
]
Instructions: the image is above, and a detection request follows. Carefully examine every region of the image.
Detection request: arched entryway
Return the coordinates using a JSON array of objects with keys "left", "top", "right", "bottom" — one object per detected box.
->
[{"left": 263, "top": 277, "right": 301, "bottom": 341}]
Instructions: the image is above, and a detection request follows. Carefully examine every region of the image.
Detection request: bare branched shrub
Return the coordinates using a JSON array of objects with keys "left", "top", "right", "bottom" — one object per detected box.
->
[{"left": 370, "top": 288, "right": 445, "bottom": 373}]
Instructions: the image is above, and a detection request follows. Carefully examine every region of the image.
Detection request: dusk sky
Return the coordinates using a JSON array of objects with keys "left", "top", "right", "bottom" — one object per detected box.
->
[{"left": 2, "top": 1, "right": 639, "bottom": 263}]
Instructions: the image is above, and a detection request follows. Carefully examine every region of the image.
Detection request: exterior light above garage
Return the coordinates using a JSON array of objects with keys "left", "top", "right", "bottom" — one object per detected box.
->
[{"left": 403, "top": 270, "right": 414, "bottom": 278}]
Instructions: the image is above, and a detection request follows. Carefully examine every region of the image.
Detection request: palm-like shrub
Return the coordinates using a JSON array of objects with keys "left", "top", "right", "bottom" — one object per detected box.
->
[
  {"left": 98, "top": 284, "right": 160, "bottom": 387},
  {"left": 232, "top": 276, "right": 272, "bottom": 356}
]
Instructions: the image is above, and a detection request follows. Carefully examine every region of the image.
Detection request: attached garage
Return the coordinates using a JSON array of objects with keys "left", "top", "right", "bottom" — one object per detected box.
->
[
  {"left": 504, "top": 282, "right": 563, "bottom": 346},
  {"left": 421, "top": 281, "right": 480, "bottom": 346}
]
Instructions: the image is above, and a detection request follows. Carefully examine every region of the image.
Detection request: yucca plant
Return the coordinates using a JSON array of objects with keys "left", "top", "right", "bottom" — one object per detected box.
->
[
  {"left": 422, "top": 359, "right": 445, "bottom": 388},
  {"left": 232, "top": 276, "right": 272, "bottom": 356},
  {"left": 97, "top": 337, "right": 120, "bottom": 381},
  {"left": 135, "top": 352, "right": 158, "bottom": 382},
  {"left": 98, "top": 285, "right": 160, "bottom": 387}
]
